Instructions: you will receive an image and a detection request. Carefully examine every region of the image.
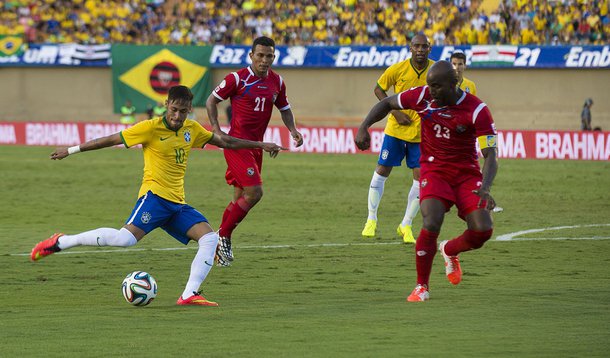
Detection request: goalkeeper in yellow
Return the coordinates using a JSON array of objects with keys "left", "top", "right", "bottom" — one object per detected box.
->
[
  {"left": 361, "top": 34, "right": 434, "bottom": 244},
  {"left": 30, "top": 85, "right": 285, "bottom": 307}
]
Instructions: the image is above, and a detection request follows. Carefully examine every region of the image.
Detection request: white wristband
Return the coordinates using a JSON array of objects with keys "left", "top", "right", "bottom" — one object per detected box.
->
[{"left": 68, "top": 145, "right": 81, "bottom": 155}]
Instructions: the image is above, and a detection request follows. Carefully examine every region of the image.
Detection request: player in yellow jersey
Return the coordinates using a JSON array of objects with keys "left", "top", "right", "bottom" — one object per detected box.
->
[
  {"left": 450, "top": 51, "right": 477, "bottom": 95},
  {"left": 361, "top": 34, "right": 434, "bottom": 244},
  {"left": 30, "top": 86, "right": 285, "bottom": 307}
]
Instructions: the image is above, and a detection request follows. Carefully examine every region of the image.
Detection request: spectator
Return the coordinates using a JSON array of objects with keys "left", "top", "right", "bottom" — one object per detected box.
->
[
  {"left": 489, "top": 22, "right": 502, "bottom": 44},
  {"left": 577, "top": 15, "right": 592, "bottom": 43},
  {"left": 120, "top": 100, "right": 136, "bottom": 125},
  {"left": 433, "top": 29, "right": 446, "bottom": 45},
  {"left": 6, "top": 0, "right": 607, "bottom": 46},
  {"left": 146, "top": 104, "right": 154, "bottom": 120},
  {"left": 581, "top": 98, "right": 593, "bottom": 131},
  {"left": 153, "top": 102, "right": 166, "bottom": 117}
]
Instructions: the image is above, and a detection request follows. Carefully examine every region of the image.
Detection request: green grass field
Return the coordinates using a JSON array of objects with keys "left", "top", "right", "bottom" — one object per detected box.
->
[{"left": 1, "top": 145, "right": 609, "bottom": 357}]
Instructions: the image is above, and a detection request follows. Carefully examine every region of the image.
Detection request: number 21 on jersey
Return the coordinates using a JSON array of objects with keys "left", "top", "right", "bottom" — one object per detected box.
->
[{"left": 254, "top": 97, "right": 266, "bottom": 111}]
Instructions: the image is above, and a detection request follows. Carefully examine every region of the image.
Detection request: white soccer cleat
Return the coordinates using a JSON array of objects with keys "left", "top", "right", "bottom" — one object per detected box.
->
[{"left": 439, "top": 240, "right": 462, "bottom": 285}]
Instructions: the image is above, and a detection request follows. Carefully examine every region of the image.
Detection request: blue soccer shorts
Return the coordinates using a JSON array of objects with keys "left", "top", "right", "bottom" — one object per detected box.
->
[
  {"left": 125, "top": 191, "right": 208, "bottom": 245},
  {"left": 377, "top": 134, "right": 421, "bottom": 168}
]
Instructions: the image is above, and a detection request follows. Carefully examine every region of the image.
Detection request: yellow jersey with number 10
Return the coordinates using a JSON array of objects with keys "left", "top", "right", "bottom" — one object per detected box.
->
[
  {"left": 377, "top": 58, "right": 434, "bottom": 143},
  {"left": 120, "top": 117, "right": 213, "bottom": 204}
]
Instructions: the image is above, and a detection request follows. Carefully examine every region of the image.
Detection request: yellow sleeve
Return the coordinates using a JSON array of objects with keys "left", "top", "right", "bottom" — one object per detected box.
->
[
  {"left": 191, "top": 121, "right": 214, "bottom": 148},
  {"left": 120, "top": 120, "right": 153, "bottom": 148},
  {"left": 376, "top": 63, "right": 399, "bottom": 92}
]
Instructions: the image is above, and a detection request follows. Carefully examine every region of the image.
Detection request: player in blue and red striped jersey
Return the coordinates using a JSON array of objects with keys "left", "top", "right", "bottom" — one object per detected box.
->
[
  {"left": 356, "top": 61, "right": 498, "bottom": 302},
  {"left": 206, "top": 36, "right": 303, "bottom": 266}
]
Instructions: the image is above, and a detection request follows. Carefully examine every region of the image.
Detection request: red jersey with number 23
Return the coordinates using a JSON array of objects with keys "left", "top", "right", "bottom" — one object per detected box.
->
[
  {"left": 212, "top": 66, "right": 291, "bottom": 141},
  {"left": 397, "top": 86, "right": 496, "bottom": 174}
]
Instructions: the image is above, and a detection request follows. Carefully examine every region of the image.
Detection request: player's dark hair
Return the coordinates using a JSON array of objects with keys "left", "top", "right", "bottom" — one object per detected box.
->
[
  {"left": 450, "top": 51, "right": 467, "bottom": 62},
  {"left": 167, "top": 85, "right": 193, "bottom": 104},
  {"left": 252, "top": 36, "right": 275, "bottom": 52}
]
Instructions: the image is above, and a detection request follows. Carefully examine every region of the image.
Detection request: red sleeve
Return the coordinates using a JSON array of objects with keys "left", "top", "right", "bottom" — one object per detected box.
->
[
  {"left": 397, "top": 86, "right": 427, "bottom": 111},
  {"left": 274, "top": 75, "right": 290, "bottom": 111},
  {"left": 212, "top": 72, "right": 239, "bottom": 101},
  {"left": 473, "top": 103, "right": 497, "bottom": 136}
]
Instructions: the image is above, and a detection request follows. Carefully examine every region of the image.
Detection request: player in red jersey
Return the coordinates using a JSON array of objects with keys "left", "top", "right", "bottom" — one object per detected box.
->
[
  {"left": 206, "top": 36, "right": 303, "bottom": 266},
  {"left": 355, "top": 61, "right": 498, "bottom": 302}
]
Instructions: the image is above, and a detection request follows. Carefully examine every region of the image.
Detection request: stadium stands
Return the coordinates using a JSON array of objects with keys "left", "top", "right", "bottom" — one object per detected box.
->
[{"left": 1, "top": 0, "right": 607, "bottom": 46}]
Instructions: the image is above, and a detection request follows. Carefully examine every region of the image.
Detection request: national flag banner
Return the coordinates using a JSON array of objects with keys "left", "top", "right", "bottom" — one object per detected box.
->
[
  {"left": 58, "top": 43, "right": 111, "bottom": 65},
  {"left": 111, "top": 45, "right": 212, "bottom": 113},
  {"left": 470, "top": 45, "right": 518, "bottom": 66},
  {"left": 0, "top": 34, "right": 26, "bottom": 57},
  {"left": 71, "top": 44, "right": 111, "bottom": 60}
]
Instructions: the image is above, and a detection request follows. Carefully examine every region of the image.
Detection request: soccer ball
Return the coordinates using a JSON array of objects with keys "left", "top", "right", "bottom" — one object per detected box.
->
[{"left": 121, "top": 271, "right": 157, "bottom": 306}]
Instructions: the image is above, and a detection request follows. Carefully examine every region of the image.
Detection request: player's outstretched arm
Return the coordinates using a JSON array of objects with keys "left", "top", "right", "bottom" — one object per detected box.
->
[
  {"left": 205, "top": 94, "right": 226, "bottom": 135},
  {"left": 280, "top": 109, "right": 303, "bottom": 147},
  {"left": 472, "top": 147, "right": 498, "bottom": 209},
  {"left": 50, "top": 133, "right": 123, "bottom": 160},
  {"left": 208, "top": 133, "right": 287, "bottom": 158},
  {"left": 355, "top": 95, "right": 401, "bottom": 150}
]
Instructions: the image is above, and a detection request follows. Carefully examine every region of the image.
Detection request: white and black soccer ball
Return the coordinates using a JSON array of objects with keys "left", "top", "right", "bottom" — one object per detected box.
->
[{"left": 121, "top": 271, "right": 157, "bottom": 306}]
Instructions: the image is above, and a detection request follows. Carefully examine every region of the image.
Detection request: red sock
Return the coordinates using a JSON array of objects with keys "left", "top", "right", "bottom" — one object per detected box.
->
[
  {"left": 415, "top": 229, "right": 439, "bottom": 287},
  {"left": 221, "top": 201, "right": 235, "bottom": 226},
  {"left": 219, "top": 197, "right": 252, "bottom": 238},
  {"left": 444, "top": 229, "right": 493, "bottom": 256}
]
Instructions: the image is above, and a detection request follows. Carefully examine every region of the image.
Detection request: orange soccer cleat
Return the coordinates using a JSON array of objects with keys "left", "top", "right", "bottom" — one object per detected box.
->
[
  {"left": 30, "top": 233, "right": 63, "bottom": 261},
  {"left": 176, "top": 291, "right": 219, "bottom": 307},
  {"left": 439, "top": 240, "right": 462, "bottom": 285},
  {"left": 407, "top": 284, "right": 430, "bottom": 302}
]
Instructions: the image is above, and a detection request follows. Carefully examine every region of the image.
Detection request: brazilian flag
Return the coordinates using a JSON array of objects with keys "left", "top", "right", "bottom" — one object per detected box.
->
[
  {"left": 111, "top": 45, "right": 213, "bottom": 113},
  {"left": 0, "top": 35, "right": 25, "bottom": 56}
]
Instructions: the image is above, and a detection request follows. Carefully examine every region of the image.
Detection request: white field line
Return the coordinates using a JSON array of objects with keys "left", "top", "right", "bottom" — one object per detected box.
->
[
  {"left": 11, "top": 224, "right": 609, "bottom": 257},
  {"left": 495, "top": 223, "right": 610, "bottom": 241},
  {"left": 10, "top": 241, "right": 402, "bottom": 257},
  {"left": 498, "top": 236, "right": 610, "bottom": 241}
]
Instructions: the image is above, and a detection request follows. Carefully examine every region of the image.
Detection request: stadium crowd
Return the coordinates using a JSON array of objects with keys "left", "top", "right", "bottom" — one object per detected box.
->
[{"left": 1, "top": 0, "right": 608, "bottom": 46}]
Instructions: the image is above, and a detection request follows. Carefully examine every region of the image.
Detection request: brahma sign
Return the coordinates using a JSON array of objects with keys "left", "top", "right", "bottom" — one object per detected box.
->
[{"left": 1, "top": 122, "right": 608, "bottom": 161}]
